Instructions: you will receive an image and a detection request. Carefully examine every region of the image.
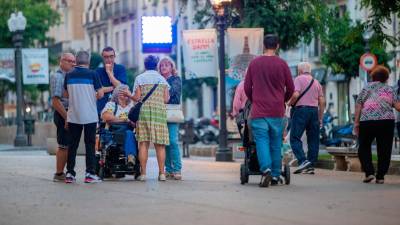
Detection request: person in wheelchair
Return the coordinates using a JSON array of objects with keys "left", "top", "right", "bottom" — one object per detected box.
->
[{"left": 101, "top": 84, "right": 136, "bottom": 166}]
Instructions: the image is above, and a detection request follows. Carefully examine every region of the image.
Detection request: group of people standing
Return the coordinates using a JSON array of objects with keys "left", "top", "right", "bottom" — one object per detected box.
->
[
  {"left": 240, "top": 34, "right": 398, "bottom": 187},
  {"left": 50, "top": 47, "right": 183, "bottom": 183}
]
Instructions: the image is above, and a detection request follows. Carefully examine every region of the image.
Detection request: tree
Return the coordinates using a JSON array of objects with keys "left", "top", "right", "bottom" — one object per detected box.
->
[
  {"left": 360, "top": 0, "right": 400, "bottom": 45},
  {"left": 192, "top": 0, "right": 330, "bottom": 50},
  {"left": 321, "top": 10, "right": 390, "bottom": 122},
  {"left": 0, "top": 0, "right": 60, "bottom": 116}
]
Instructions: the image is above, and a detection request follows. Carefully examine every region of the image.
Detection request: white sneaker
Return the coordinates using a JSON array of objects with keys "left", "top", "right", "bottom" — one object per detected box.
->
[
  {"left": 84, "top": 173, "right": 102, "bottom": 183},
  {"left": 137, "top": 175, "right": 146, "bottom": 181},
  {"left": 158, "top": 173, "right": 166, "bottom": 181},
  {"left": 294, "top": 160, "right": 312, "bottom": 174}
]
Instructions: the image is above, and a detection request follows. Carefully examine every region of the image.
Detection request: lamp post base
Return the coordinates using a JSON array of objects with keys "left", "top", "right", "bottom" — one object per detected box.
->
[
  {"left": 14, "top": 134, "right": 27, "bottom": 147},
  {"left": 215, "top": 147, "right": 233, "bottom": 162}
]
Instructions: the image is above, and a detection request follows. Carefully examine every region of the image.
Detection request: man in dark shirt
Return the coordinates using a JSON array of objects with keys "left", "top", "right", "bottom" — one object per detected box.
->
[
  {"left": 244, "top": 34, "right": 294, "bottom": 187},
  {"left": 96, "top": 47, "right": 127, "bottom": 115}
]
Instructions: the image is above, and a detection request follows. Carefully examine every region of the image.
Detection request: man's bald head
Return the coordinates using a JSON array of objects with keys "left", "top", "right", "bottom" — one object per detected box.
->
[{"left": 60, "top": 52, "right": 76, "bottom": 72}]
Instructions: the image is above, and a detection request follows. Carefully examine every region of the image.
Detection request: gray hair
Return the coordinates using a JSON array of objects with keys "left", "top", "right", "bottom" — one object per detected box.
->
[
  {"left": 297, "top": 62, "right": 312, "bottom": 75},
  {"left": 75, "top": 51, "right": 90, "bottom": 65},
  {"left": 111, "top": 84, "right": 131, "bottom": 105}
]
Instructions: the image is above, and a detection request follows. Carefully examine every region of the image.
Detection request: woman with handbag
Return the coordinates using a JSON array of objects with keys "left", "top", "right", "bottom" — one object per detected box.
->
[
  {"left": 123, "top": 55, "right": 170, "bottom": 181},
  {"left": 158, "top": 57, "right": 184, "bottom": 180}
]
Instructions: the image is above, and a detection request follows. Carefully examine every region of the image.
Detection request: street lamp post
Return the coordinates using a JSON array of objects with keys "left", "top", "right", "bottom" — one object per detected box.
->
[
  {"left": 211, "top": 0, "right": 233, "bottom": 162},
  {"left": 8, "top": 12, "right": 27, "bottom": 146},
  {"left": 362, "top": 28, "right": 373, "bottom": 53}
]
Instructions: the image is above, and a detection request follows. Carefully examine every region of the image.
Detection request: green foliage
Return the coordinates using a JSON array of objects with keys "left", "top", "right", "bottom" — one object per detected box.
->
[
  {"left": 89, "top": 52, "right": 103, "bottom": 70},
  {"left": 0, "top": 0, "right": 60, "bottom": 48},
  {"left": 360, "top": 0, "right": 400, "bottom": 46},
  {"left": 321, "top": 11, "right": 390, "bottom": 79}
]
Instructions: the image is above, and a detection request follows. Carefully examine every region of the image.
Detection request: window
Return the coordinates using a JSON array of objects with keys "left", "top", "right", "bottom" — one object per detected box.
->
[
  {"left": 123, "top": 29, "right": 127, "bottom": 51},
  {"left": 97, "top": 35, "right": 101, "bottom": 52},
  {"left": 115, "top": 31, "right": 120, "bottom": 51},
  {"left": 104, "top": 32, "right": 108, "bottom": 47}
]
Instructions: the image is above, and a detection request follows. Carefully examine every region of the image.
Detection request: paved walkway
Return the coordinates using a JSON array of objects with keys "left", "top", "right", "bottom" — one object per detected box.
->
[{"left": 0, "top": 153, "right": 400, "bottom": 225}]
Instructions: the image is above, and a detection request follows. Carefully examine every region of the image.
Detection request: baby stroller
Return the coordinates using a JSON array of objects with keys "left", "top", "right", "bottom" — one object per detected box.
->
[
  {"left": 95, "top": 122, "right": 141, "bottom": 180},
  {"left": 237, "top": 101, "right": 291, "bottom": 185}
]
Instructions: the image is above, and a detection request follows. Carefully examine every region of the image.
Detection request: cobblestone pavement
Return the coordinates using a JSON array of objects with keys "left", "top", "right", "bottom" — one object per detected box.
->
[{"left": 0, "top": 153, "right": 400, "bottom": 225}]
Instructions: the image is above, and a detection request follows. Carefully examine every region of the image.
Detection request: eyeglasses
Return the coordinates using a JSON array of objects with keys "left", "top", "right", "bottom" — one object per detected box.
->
[
  {"left": 62, "top": 58, "right": 76, "bottom": 64},
  {"left": 103, "top": 55, "right": 115, "bottom": 59}
]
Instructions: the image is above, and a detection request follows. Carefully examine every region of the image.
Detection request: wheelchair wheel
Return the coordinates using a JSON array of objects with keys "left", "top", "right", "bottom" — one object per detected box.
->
[
  {"left": 283, "top": 164, "right": 290, "bottom": 185},
  {"left": 134, "top": 163, "right": 141, "bottom": 180},
  {"left": 240, "top": 164, "right": 249, "bottom": 185}
]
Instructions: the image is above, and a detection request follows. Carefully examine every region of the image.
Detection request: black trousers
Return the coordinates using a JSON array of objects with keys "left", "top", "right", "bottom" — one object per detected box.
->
[
  {"left": 358, "top": 120, "right": 394, "bottom": 179},
  {"left": 66, "top": 122, "right": 97, "bottom": 176}
]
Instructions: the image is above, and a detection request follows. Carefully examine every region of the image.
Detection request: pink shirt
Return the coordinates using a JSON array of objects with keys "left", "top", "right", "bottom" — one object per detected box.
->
[
  {"left": 294, "top": 74, "right": 323, "bottom": 107},
  {"left": 232, "top": 81, "right": 248, "bottom": 117}
]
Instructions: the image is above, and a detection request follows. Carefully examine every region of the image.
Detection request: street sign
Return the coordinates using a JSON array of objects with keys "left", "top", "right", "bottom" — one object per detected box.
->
[{"left": 360, "top": 53, "right": 377, "bottom": 72}]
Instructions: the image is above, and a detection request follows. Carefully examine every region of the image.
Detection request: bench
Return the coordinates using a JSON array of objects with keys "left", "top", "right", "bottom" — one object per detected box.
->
[{"left": 326, "top": 146, "right": 361, "bottom": 172}]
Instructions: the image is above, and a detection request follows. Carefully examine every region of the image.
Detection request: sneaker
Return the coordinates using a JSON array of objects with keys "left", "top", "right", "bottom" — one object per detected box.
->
[
  {"left": 53, "top": 173, "right": 65, "bottom": 182},
  {"left": 363, "top": 175, "right": 375, "bottom": 183},
  {"left": 173, "top": 173, "right": 182, "bottom": 180},
  {"left": 375, "top": 179, "right": 384, "bottom": 184},
  {"left": 259, "top": 170, "right": 272, "bottom": 188},
  {"left": 84, "top": 173, "right": 102, "bottom": 183},
  {"left": 294, "top": 160, "right": 312, "bottom": 174},
  {"left": 270, "top": 177, "right": 280, "bottom": 186},
  {"left": 303, "top": 167, "right": 315, "bottom": 175},
  {"left": 65, "top": 173, "right": 76, "bottom": 184},
  {"left": 137, "top": 175, "right": 146, "bottom": 181},
  {"left": 158, "top": 173, "right": 166, "bottom": 181}
]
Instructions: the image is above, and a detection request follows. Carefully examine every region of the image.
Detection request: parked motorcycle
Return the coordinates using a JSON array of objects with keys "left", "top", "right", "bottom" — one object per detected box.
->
[
  {"left": 320, "top": 108, "right": 356, "bottom": 147},
  {"left": 179, "top": 118, "right": 219, "bottom": 145}
]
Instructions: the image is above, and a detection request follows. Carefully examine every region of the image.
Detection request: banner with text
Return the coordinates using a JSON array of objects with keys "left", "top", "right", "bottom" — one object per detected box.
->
[
  {"left": 226, "top": 28, "right": 263, "bottom": 111},
  {"left": 22, "top": 48, "right": 49, "bottom": 84},
  {"left": 182, "top": 29, "right": 218, "bottom": 79},
  {"left": 0, "top": 49, "right": 15, "bottom": 82}
]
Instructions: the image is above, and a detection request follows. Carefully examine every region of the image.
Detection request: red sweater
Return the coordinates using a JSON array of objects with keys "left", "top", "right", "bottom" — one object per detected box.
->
[{"left": 244, "top": 55, "right": 294, "bottom": 118}]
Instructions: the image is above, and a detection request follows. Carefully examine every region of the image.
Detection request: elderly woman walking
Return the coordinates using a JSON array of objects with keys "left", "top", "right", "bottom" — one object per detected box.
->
[
  {"left": 124, "top": 55, "right": 170, "bottom": 181},
  {"left": 158, "top": 57, "right": 183, "bottom": 180},
  {"left": 354, "top": 65, "right": 400, "bottom": 184}
]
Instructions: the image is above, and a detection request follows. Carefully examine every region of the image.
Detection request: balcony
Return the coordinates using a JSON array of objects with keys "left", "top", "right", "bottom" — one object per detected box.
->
[{"left": 108, "top": 0, "right": 136, "bottom": 18}]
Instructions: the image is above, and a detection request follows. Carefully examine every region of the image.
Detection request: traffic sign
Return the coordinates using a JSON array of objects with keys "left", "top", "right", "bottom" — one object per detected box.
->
[{"left": 360, "top": 53, "right": 377, "bottom": 71}]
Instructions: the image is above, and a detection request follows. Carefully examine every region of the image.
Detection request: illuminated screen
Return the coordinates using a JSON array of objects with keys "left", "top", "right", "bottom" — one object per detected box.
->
[{"left": 142, "top": 16, "right": 172, "bottom": 44}]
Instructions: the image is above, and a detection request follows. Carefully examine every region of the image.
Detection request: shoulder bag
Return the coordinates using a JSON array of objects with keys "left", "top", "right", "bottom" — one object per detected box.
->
[
  {"left": 290, "top": 79, "right": 315, "bottom": 118},
  {"left": 128, "top": 84, "right": 159, "bottom": 123}
]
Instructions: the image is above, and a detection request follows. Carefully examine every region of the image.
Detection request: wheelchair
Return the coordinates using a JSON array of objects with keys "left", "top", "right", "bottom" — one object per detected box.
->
[{"left": 95, "top": 122, "right": 141, "bottom": 180}]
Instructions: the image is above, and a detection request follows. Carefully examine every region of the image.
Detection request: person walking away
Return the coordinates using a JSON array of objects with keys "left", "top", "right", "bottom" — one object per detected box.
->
[
  {"left": 158, "top": 57, "right": 183, "bottom": 180},
  {"left": 64, "top": 51, "right": 104, "bottom": 184},
  {"left": 96, "top": 47, "right": 127, "bottom": 115},
  {"left": 354, "top": 65, "right": 400, "bottom": 184},
  {"left": 50, "top": 52, "right": 76, "bottom": 181},
  {"left": 244, "top": 34, "right": 294, "bottom": 187},
  {"left": 289, "top": 62, "right": 325, "bottom": 175},
  {"left": 123, "top": 55, "right": 170, "bottom": 181}
]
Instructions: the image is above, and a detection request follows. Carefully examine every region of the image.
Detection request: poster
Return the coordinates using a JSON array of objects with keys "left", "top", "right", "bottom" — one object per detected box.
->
[
  {"left": 22, "top": 48, "right": 49, "bottom": 84},
  {"left": 182, "top": 29, "right": 218, "bottom": 79},
  {"left": 226, "top": 28, "right": 263, "bottom": 110},
  {"left": 0, "top": 49, "right": 15, "bottom": 82}
]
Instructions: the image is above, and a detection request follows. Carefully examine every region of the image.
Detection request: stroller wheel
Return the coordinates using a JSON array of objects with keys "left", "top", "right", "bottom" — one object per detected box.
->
[
  {"left": 283, "top": 164, "right": 290, "bottom": 185},
  {"left": 240, "top": 164, "right": 249, "bottom": 185}
]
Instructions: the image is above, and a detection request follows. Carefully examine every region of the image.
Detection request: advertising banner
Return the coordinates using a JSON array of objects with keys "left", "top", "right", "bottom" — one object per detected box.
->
[
  {"left": 22, "top": 48, "right": 49, "bottom": 84},
  {"left": 182, "top": 29, "right": 218, "bottom": 79},
  {"left": 0, "top": 49, "right": 15, "bottom": 82},
  {"left": 226, "top": 28, "right": 263, "bottom": 110}
]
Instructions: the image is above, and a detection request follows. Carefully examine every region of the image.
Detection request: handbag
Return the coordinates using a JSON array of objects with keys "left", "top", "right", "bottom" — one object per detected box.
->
[
  {"left": 290, "top": 79, "right": 315, "bottom": 118},
  {"left": 166, "top": 104, "right": 184, "bottom": 123},
  {"left": 128, "top": 84, "right": 159, "bottom": 123}
]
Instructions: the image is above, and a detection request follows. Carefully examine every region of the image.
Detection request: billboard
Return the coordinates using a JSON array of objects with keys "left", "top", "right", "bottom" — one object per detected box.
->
[
  {"left": 22, "top": 48, "right": 49, "bottom": 84},
  {"left": 142, "top": 16, "right": 173, "bottom": 53},
  {"left": 0, "top": 49, "right": 15, "bottom": 82}
]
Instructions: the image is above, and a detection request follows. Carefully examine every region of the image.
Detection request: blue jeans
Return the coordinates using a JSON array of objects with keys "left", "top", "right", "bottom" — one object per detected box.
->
[
  {"left": 124, "top": 130, "right": 138, "bottom": 157},
  {"left": 166, "top": 123, "right": 182, "bottom": 173},
  {"left": 290, "top": 106, "right": 320, "bottom": 166},
  {"left": 251, "top": 118, "right": 284, "bottom": 177}
]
